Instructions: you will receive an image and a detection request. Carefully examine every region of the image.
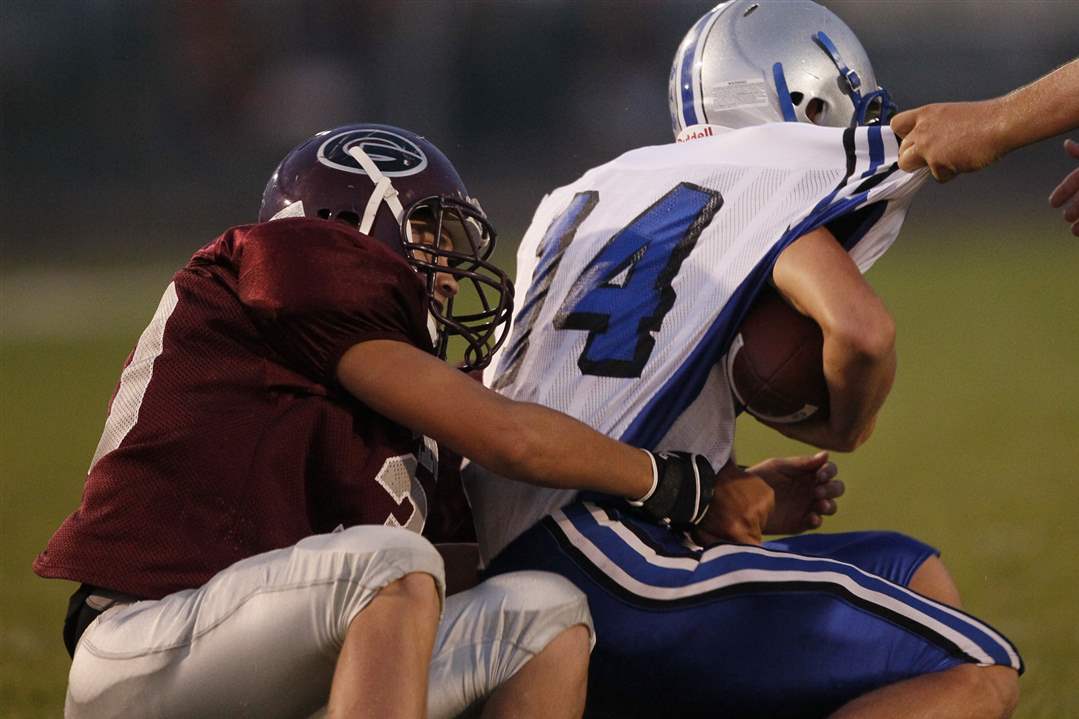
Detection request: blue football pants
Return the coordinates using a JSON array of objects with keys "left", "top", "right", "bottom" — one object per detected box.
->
[{"left": 485, "top": 500, "right": 1022, "bottom": 719}]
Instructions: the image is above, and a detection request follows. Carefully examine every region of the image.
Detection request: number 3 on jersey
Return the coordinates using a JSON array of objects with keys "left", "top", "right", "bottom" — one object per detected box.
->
[{"left": 555, "top": 183, "right": 723, "bottom": 377}]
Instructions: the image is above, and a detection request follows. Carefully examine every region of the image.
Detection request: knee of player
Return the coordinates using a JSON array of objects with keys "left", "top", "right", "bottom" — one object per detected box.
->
[
  {"left": 299, "top": 527, "right": 446, "bottom": 643},
  {"left": 956, "top": 664, "right": 1020, "bottom": 718},
  {"left": 987, "top": 666, "right": 1021, "bottom": 718},
  {"left": 301, "top": 525, "right": 443, "bottom": 573},
  {"left": 297, "top": 525, "right": 446, "bottom": 605},
  {"left": 377, "top": 571, "right": 441, "bottom": 605},
  {"left": 542, "top": 623, "right": 592, "bottom": 676},
  {"left": 485, "top": 570, "right": 589, "bottom": 614},
  {"left": 481, "top": 571, "right": 593, "bottom": 645}
]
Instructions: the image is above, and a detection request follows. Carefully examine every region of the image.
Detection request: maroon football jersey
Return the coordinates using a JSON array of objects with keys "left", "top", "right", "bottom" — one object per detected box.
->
[{"left": 34, "top": 218, "right": 444, "bottom": 599}]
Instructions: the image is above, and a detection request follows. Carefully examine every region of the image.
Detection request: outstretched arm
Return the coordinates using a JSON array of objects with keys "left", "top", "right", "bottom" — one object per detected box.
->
[
  {"left": 338, "top": 339, "right": 774, "bottom": 543},
  {"left": 891, "top": 57, "right": 1079, "bottom": 181},
  {"left": 338, "top": 338, "right": 653, "bottom": 499}
]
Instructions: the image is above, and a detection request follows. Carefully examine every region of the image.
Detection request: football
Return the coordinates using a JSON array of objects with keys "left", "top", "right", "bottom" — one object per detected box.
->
[{"left": 725, "top": 288, "right": 829, "bottom": 424}]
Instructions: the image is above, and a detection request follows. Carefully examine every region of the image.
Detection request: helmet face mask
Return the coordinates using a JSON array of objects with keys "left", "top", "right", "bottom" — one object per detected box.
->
[
  {"left": 670, "top": 0, "right": 894, "bottom": 137},
  {"left": 402, "top": 197, "right": 514, "bottom": 371},
  {"left": 403, "top": 196, "right": 495, "bottom": 263},
  {"left": 260, "top": 124, "right": 514, "bottom": 372},
  {"left": 853, "top": 89, "right": 896, "bottom": 126}
]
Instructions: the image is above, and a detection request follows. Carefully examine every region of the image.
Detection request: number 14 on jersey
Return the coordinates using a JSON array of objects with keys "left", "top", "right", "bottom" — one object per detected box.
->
[{"left": 499, "top": 183, "right": 723, "bottom": 383}]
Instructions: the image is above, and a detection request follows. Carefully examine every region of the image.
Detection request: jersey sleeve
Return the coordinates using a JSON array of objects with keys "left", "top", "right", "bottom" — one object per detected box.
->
[
  {"left": 623, "top": 123, "right": 929, "bottom": 277},
  {"left": 679, "top": 124, "right": 929, "bottom": 279},
  {"left": 789, "top": 124, "right": 930, "bottom": 272},
  {"left": 233, "top": 218, "right": 433, "bottom": 383}
]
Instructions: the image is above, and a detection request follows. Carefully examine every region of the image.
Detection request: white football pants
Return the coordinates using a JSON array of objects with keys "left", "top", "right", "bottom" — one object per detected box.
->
[{"left": 65, "top": 525, "right": 592, "bottom": 718}]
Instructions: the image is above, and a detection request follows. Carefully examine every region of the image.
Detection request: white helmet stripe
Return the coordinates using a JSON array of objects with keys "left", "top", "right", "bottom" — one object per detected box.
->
[
  {"left": 347, "top": 146, "right": 406, "bottom": 236},
  {"left": 360, "top": 176, "right": 393, "bottom": 236}
]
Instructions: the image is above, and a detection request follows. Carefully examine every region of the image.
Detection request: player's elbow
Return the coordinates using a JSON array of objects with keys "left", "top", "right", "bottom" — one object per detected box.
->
[
  {"left": 827, "top": 421, "right": 875, "bottom": 453},
  {"left": 860, "top": 312, "right": 896, "bottom": 363},
  {"left": 499, "top": 434, "right": 538, "bottom": 483},
  {"left": 831, "top": 310, "right": 895, "bottom": 367}
]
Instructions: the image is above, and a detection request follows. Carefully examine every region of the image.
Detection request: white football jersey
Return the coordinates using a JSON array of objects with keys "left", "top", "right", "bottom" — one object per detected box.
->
[{"left": 468, "top": 123, "right": 929, "bottom": 565}]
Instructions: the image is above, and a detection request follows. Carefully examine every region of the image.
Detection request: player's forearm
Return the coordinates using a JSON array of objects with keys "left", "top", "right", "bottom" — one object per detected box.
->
[
  {"left": 481, "top": 398, "right": 654, "bottom": 499},
  {"left": 775, "top": 323, "right": 895, "bottom": 452},
  {"left": 336, "top": 339, "right": 653, "bottom": 499},
  {"left": 993, "top": 58, "right": 1079, "bottom": 155},
  {"left": 819, "top": 327, "right": 896, "bottom": 451}
]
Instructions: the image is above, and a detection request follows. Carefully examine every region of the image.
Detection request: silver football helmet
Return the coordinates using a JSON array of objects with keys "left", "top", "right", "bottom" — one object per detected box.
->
[{"left": 669, "top": 0, "right": 895, "bottom": 137}]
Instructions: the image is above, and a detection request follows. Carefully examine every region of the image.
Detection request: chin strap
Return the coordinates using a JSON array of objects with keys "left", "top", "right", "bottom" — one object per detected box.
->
[
  {"left": 814, "top": 31, "right": 862, "bottom": 96},
  {"left": 347, "top": 146, "right": 408, "bottom": 239},
  {"left": 813, "top": 31, "right": 896, "bottom": 126}
]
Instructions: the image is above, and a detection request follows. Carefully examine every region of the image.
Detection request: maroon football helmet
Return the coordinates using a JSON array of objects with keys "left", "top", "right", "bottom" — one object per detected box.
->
[{"left": 260, "top": 124, "right": 513, "bottom": 371}]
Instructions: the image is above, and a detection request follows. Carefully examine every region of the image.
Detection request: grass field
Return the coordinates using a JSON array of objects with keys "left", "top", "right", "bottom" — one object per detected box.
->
[{"left": 2, "top": 225, "right": 1077, "bottom": 716}]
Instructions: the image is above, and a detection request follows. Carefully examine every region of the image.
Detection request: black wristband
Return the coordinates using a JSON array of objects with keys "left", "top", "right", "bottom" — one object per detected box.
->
[{"left": 630, "top": 450, "right": 718, "bottom": 529}]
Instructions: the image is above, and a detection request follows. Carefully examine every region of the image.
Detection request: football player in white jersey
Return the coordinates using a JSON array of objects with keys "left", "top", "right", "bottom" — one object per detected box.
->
[{"left": 465, "top": 2, "right": 1021, "bottom": 717}]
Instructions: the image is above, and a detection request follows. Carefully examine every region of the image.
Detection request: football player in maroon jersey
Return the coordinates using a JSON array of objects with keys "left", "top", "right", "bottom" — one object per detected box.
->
[{"left": 35, "top": 124, "right": 807, "bottom": 718}]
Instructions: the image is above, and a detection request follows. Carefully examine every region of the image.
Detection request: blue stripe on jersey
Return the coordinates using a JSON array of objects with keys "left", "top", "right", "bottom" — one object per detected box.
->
[
  {"left": 556, "top": 502, "right": 1023, "bottom": 670},
  {"left": 503, "top": 291, "right": 546, "bottom": 363},
  {"left": 620, "top": 188, "right": 874, "bottom": 449},
  {"left": 836, "top": 201, "right": 888, "bottom": 253},
  {"left": 518, "top": 192, "right": 598, "bottom": 324},
  {"left": 497, "top": 191, "right": 598, "bottom": 377},
  {"left": 678, "top": 11, "right": 716, "bottom": 128},
  {"left": 864, "top": 125, "right": 885, "bottom": 178}
]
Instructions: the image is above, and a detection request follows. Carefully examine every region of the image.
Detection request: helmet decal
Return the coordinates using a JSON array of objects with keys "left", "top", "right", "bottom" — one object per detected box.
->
[{"left": 317, "top": 128, "right": 429, "bottom": 177}]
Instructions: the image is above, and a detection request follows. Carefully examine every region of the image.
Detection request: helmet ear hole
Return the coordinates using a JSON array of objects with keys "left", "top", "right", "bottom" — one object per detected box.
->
[
  {"left": 315, "top": 208, "right": 361, "bottom": 228},
  {"left": 335, "top": 211, "right": 360, "bottom": 228},
  {"left": 806, "top": 98, "right": 826, "bottom": 124},
  {"left": 789, "top": 92, "right": 804, "bottom": 106}
]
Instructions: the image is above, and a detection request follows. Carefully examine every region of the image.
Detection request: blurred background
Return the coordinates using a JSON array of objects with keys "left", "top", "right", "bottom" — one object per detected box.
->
[{"left": 2, "top": 1, "right": 1077, "bottom": 716}]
